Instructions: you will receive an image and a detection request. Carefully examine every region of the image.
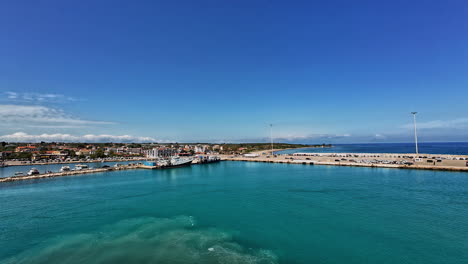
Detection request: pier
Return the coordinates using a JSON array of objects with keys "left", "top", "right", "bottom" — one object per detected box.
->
[
  {"left": 0, "top": 164, "right": 140, "bottom": 183},
  {"left": 2, "top": 152, "right": 467, "bottom": 184},
  {"left": 0, "top": 158, "right": 220, "bottom": 183},
  {"left": 221, "top": 152, "right": 468, "bottom": 172}
]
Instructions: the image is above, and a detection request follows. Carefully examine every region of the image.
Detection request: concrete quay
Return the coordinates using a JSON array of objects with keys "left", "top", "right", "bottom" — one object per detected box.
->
[
  {"left": 0, "top": 164, "right": 139, "bottom": 183},
  {"left": 221, "top": 153, "right": 468, "bottom": 172},
  {"left": 4, "top": 157, "right": 147, "bottom": 167},
  {"left": 0, "top": 159, "right": 215, "bottom": 183}
]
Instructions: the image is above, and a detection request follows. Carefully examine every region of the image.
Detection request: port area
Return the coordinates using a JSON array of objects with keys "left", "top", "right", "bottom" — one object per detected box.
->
[
  {"left": 0, "top": 158, "right": 221, "bottom": 183},
  {"left": 0, "top": 163, "right": 172, "bottom": 183},
  {"left": 221, "top": 152, "right": 468, "bottom": 172},
  {"left": 3, "top": 157, "right": 147, "bottom": 167},
  {"left": 0, "top": 165, "right": 136, "bottom": 183}
]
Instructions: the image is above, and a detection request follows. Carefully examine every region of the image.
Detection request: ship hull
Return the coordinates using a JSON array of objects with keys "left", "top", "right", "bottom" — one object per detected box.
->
[{"left": 165, "top": 160, "right": 193, "bottom": 168}]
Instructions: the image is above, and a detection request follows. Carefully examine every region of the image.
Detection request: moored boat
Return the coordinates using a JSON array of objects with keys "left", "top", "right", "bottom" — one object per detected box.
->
[
  {"left": 168, "top": 156, "right": 194, "bottom": 167},
  {"left": 75, "top": 164, "right": 89, "bottom": 170},
  {"left": 60, "top": 166, "right": 71, "bottom": 172},
  {"left": 157, "top": 156, "right": 194, "bottom": 168},
  {"left": 27, "top": 168, "right": 40, "bottom": 176}
]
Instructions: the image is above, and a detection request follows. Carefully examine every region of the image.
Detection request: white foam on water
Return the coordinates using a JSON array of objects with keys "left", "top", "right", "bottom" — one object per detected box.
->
[{"left": 2, "top": 216, "right": 278, "bottom": 264}]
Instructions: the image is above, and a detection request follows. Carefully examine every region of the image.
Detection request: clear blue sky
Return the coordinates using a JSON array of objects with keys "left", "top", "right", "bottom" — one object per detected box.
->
[{"left": 0, "top": 0, "right": 467, "bottom": 143}]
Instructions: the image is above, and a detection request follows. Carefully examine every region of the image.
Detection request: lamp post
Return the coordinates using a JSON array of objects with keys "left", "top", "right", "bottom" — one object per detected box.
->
[
  {"left": 270, "top": 124, "right": 273, "bottom": 154},
  {"left": 411, "top": 112, "right": 419, "bottom": 155}
]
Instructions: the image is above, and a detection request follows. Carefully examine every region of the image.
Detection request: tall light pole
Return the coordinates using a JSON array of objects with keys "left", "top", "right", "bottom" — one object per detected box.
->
[
  {"left": 270, "top": 124, "right": 274, "bottom": 154},
  {"left": 411, "top": 112, "right": 419, "bottom": 155}
]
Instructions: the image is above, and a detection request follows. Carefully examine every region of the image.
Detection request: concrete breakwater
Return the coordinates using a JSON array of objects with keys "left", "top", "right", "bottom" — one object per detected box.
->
[
  {"left": 4, "top": 158, "right": 147, "bottom": 167},
  {"left": 0, "top": 166, "right": 137, "bottom": 183},
  {"left": 3, "top": 153, "right": 467, "bottom": 184},
  {"left": 0, "top": 161, "right": 206, "bottom": 183},
  {"left": 222, "top": 155, "right": 468, "bottom": 172}
]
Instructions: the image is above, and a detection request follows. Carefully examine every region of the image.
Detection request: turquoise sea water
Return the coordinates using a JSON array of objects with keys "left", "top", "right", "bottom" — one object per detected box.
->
[{"left": 1, "top": 161, "right": 468, "bottom": 264}]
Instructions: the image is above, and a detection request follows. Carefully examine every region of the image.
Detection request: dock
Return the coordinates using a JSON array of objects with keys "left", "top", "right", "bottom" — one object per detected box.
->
[
  {"left": 221, "top": 153, "right": 468, "bottom": 172},
  {"left": 0, "top": 166, "right": 135, "bottom": 183},
  {"left": 0, "top": 159, "right": 212, "bottom": 183},
  {"left": 2, "top": 152, "right": 467, "bottom": 184}
]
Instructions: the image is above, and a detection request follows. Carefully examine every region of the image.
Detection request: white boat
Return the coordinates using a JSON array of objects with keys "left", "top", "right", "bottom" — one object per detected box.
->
[
  {"left": 27, "top": 168, "right": 40, "bottom": 175},
  {"left": 156, "top": 159, "right": 169, "bottom": 167},
  {"left": 156, "top": 156, "right": 193, "bottom": 168},
  {"left": 75, "top": 164, "right": 89, "bottom": 170},
  {"left": 169, "top": 156, "right": 194, "bottom": 167},
  {"left": 60, "top": 166, "right": 71, "bottom": 172}
]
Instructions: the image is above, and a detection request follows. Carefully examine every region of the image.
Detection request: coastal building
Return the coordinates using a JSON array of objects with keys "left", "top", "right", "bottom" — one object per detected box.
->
[
  {"left": 194, "top": 145, "right": 206, "bottom": 154},
  {"left": 32, "top": 151, "right": 68, "bottom": 161},
  {"left": 127, "top": 148, "right": 142, "bottom": 155},
  {"left": 15, "top": 145, "right": 37, "bottom": 153},
  {"left": 144, "top": 148, "right": 158, "bottom": 159},
  {"left": 144, "top": 147, "right": 177, "bottom": 158},
  {"left": 76, "top": 149, "right": 95, "bottom": 156}
]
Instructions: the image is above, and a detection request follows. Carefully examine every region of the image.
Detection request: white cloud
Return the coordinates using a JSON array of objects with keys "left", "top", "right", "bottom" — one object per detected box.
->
[
  {"left": 374, "top": 134, "right": 386, "bottom": 139},
  {"left": 2, "top": 91, "right": 77, "bottom": 103},
  {"left": 401, "top": 118, "right": 468, "bottom": 129},
  {"left": 6, "top": 92, "right": 18, "bottom": 99},
  {"left": 0, "top": 104, "right": 114, "bottom": 127},
  {"left": 0, "top": 132, "right": 158, "bottom": 143}
]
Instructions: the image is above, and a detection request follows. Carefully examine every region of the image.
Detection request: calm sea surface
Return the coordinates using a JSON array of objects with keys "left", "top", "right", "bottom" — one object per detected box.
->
[
  {"left": 1, "top": 161, "right": 468, "bottom": 264},
  {"left": 277, "top": 142, "right": 468, "bottom": 155}
]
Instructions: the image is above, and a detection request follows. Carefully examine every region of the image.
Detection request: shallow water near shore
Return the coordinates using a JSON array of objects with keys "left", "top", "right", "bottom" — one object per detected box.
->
[{"left": 1, "top": 161, "right": 468, "bottom": 264}]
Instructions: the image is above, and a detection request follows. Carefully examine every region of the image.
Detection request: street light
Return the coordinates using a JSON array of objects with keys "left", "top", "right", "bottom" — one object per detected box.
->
[
  {"left": 270, "top": 124, "right": 273, "bottom": 154},
  {"left": 411, "top": 112, "right": 418, "bottom": 155}
]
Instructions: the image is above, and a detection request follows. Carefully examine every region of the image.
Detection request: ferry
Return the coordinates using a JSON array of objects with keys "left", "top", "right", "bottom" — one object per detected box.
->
[
  {"left": 60, "top": 166, "right": 71, "bottom": 172},
  {"left": 75, "top": 164, "right": 89, "bottom": 170},
  {"left": 169, "top": 156, "right": 194, "bottom": 167},
  {"left": 157, "top": 156, "right": 194, "bottom": 168},
  {"left": 27, "top": 168, "right": 40, "bottom": 176}
]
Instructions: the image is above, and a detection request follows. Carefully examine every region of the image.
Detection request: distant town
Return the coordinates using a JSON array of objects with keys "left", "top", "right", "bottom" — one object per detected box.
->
[{"left": 0, "top": 142, "right": 331, "bottom": 164}]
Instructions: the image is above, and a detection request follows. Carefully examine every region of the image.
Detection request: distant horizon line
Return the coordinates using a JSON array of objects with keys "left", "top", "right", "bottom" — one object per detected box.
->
[{"left": 2, "top": 141, "right": 468, "bottom": 145}]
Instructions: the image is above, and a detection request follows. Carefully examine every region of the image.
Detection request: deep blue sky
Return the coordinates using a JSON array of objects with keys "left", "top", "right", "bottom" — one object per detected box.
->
[{"left": 0, "top": 0, "right": 467, "bottom": 143}]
